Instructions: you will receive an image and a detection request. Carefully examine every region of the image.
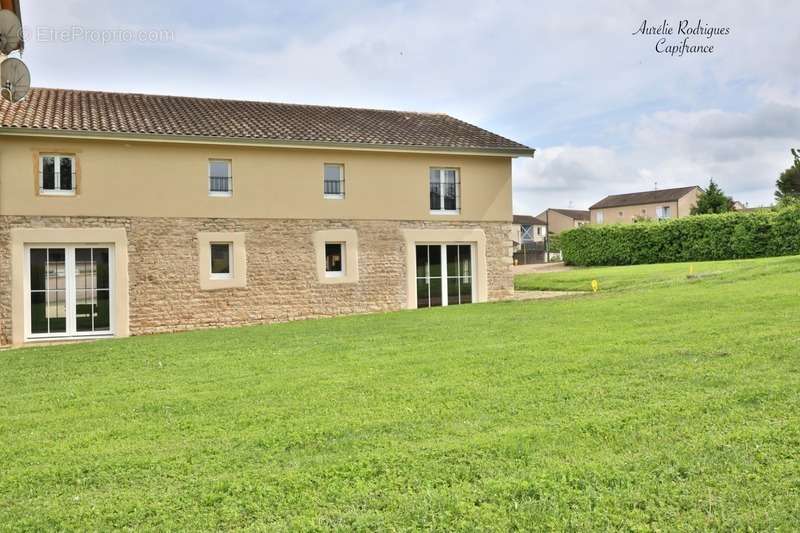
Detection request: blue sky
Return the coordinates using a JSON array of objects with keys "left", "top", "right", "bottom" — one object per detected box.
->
[{"left": 15, "top": 0, "right": 800, "bottom": 214}]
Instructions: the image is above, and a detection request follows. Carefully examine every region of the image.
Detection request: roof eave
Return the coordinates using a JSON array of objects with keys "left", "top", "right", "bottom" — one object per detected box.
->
[{"left": 0, "top": 127, "right": 536, "bottom": 157}]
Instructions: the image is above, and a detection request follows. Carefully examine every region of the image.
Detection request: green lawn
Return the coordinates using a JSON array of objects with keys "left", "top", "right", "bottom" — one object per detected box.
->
[
  {"left": 514, "top": 255, "right": 800, "bottom": 293},
  {"left": 2, "top": 256, "right": 800, "bottom": 530}
]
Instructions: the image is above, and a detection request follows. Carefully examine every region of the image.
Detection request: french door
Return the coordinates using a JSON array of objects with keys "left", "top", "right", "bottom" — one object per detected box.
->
[
  {"left": 416, "top": 244, "right": 474, "bottom": 308},
  {"left": 26, "top": 245, "right": 114, "bottom": 340}
]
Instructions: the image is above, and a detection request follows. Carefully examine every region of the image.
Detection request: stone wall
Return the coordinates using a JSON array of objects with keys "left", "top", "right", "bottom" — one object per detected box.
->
[{"left": 0, "top": 216, "right": 514, "bottom": 345}]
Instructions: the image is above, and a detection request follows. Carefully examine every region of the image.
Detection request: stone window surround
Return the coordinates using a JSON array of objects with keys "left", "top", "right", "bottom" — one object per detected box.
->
[
  {"left": 313, "top": 229, "right": 359, "bottom": 284},
  {"left": 10, "top": 227, "right": 130, "bottom": 345},
  {"left": 402, "top": 228, "right": 488, "bottom": 309},
  {"left": 198, "top": 232, "right": 247, "bottom": 290}
]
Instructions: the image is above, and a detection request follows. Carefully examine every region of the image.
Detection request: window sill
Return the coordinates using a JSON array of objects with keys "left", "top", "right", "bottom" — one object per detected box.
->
[
  {"left": 325, "top": 271, "right": 345, "bottom": 278},
  {"left": 210, "top": 274, "right": 233, "bottom": 280},
  {"left": 430, "top": 210, "right": 460, "bottom": 216},
  {"left": 324, "top": 194, "right": 345, "bottom": 200},
  {"left": 209, "top": 192, "right": 233, "bottom": 198},
  {"left": 39, "top": 190, "right": 76, "bottom": 196}
]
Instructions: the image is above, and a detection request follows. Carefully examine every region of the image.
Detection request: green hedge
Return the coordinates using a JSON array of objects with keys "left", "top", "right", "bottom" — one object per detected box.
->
[{"left": 560, "top": 207, "right": 800, "bottom": 266}]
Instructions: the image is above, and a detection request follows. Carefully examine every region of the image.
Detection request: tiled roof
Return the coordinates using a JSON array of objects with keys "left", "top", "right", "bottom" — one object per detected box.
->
[
  {"left": 590, "top": 186, "right": 700, "bottom": 210},
  {"left": 548, "top": 208, "right": 590, "bottom": 221},
  {"left": 0, "top": 88, "right": 534, "bottom": 154},
  {"left": 513, "top": 215, "right": 546, "bottom": 225}
]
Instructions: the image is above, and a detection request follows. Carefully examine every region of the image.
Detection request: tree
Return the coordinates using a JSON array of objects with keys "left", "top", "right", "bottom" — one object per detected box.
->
[
  {"left": 775, "top": 149, "right": 800, "bottom": 202},
  {"left": 691, "top": 178, "right": 734, "bottom": 214}
]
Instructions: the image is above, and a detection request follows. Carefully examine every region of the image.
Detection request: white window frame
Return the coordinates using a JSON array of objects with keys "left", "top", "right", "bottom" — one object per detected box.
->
[
  {"left": 323, "top": 163, "right": 345, "bottom": 200},
  {"left": 209, "top": 242, "right": 233, "bottom": 280},
  {"left": 595, "top": 211, "right": 604, "bottom": 224},
  {"left": 429, "top": 167, "right": 460, "bottom": 215},
  {"left": 415, "top": 243, "right": 476, "bottom": 307},
  {"left": 39, "top": 155, "right": 76, "bottom": 196},
  {"left": 324, "top": 242, "right": 346, "bottom": 278},
  {"left": 23, "top": 244, "right": 116, "bottom": 341},
  {"left": 656, "top": 206, "right": 671, "bottom": 220},
  {"left": 208, "top": 159, "right": 233, "bottom": 197}
]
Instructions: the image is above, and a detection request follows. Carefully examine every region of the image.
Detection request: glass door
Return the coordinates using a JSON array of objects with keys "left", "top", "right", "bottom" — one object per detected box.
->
[
  {"left": 416, "top": 245, "right": 442, "bottom": 308},
  {"left": 27, "top": 245, "right": 113, "bottom": 340},
  {"left": 416, "top": 244, "right": 474, "bottom": 308}
]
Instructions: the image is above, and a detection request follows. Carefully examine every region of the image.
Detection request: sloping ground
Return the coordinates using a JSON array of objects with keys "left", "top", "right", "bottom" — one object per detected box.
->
[{"left": 2, "top": 256, "right": 799, "bottom": 530}]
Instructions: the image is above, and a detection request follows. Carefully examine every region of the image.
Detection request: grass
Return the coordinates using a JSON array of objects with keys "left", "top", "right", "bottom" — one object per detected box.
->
[
  {"left": 2, "top": 255, "right": 800, "bottom": 530},
  {"left": 514, "top": 255, "right": 800, "bottom": 293}
]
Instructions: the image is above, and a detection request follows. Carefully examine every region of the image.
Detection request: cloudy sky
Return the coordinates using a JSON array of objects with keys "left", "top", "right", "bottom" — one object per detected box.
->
[{"left": 16, "top": 0, "right": 800, "bottom": 215}]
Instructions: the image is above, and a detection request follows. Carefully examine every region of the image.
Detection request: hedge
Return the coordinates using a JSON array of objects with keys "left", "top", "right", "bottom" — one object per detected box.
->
[{"left": 559, "top": 206, "right": 800, "bottom": 266}]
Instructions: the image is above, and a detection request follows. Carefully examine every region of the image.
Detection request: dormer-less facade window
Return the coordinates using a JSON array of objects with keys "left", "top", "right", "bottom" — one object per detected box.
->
[
  {"left": 209, "top": 160, "right": 232, "bottom": 197},
  {"left": 430, "top": 168, "right": 460, "bottom": 214},
  {"left": 40, "top": 155, "right": 76, "bottom": 196},
  {"left": 324, "top": 163, "right": 345, "bottom": 199}
]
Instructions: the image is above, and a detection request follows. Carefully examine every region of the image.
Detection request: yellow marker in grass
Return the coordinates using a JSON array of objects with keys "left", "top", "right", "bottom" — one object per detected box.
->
[
  {"left": 689, "top": 264, "right": 694, "bottom": 276},
  {"left": 591, "top": 279, "right": 599, "bottom": 293}
]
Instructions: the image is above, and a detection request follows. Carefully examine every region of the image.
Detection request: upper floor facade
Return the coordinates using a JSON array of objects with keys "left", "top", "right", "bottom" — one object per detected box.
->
[{"left": 0, "top": 88, "right": 534, "bottom": 222}]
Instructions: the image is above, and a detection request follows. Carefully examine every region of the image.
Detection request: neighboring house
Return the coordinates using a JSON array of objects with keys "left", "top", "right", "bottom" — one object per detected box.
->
[
  {"left": 511, "top": 214, "right": 546, "bottom": 246},
  {"left": 589, "top": 186, "right": 701, "bottom": 224},
  {"left": 0, "top": 88, "right": 534, "bottom": 345},
  {"left": 536, "top": 208, "right": 590, "bottom": 235}
]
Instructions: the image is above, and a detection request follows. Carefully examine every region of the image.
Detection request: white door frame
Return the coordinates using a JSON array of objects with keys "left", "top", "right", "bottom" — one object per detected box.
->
[
  {"left": 23, "top": 243, "right": 116, "bottom": 341},
  {"left": 414, "top": 242, "right": 477, "bottom": 308}
]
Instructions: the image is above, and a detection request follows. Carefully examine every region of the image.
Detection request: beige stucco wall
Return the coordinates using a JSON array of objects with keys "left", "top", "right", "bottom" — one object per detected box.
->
[
  {"left": 0, "top": 216, "right": 514, "bottom": 345},
  {"left": 536, "top": 210, "right": 584, "bottom": 235},
  {"left": 0, "top": 136, "right": 513, "bottom": 222}
]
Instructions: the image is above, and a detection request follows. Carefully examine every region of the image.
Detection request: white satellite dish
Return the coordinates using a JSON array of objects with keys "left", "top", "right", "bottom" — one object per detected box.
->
[
  {"left": 0, "top": 9, "right": 24, "bottom": 55},
  {"left": 1, "top": 57, "right": 30, "bottom": 103}
]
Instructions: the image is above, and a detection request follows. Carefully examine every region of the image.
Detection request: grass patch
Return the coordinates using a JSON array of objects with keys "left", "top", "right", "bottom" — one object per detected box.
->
[
  {"left": 2, "top": 256, "right": 800, "bottom": 529},
  {"left": 514, "top": 255, "right": 800, "bottom": 293}
]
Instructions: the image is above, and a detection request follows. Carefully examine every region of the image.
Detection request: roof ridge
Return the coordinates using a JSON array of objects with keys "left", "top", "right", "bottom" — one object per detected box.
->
[
  {"left": 27, "top": 87, "right": 449, "bottom": 118},
  {"left": 604, "top": 185, "right": 699, "bottom": 197}
]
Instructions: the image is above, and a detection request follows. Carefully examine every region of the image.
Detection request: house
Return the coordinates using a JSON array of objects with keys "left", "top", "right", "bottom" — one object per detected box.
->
[
  {"left": 511, "top": 214, "right": 547, "bottom": 264},
  {"left": 0, "top": 88, "right": 535, "bottom": 345},
  {"left": 536, "top": 208, "right": 590, "bottom": 235},
  {"left": 589, "top": 186, "right": 701, "bottom": 224},
  {"left": 512, "top": 214, "right": 546, "bottom": 245}
]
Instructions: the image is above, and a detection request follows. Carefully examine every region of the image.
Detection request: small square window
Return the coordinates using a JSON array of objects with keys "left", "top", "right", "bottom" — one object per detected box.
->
[
  {"left": 209, "top": 160, "right": 232, "bottom": 197},
  {"left": 325, "top": 243, "right": 344, "bottom": 276},
  {"left": 40, "top": 155, "right": 76, "bottom": 195},
  {"left": 324, "top": 163, "right": 344, "bottom": 198},
  {"left": 210, "top": 243, "right": 232, "bottom": 279}
]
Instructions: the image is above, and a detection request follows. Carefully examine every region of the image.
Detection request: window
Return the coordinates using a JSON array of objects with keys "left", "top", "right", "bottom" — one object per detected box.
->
[
  {"left": 210, "top": 243, "right": 232, "bottom": 279},
  {"left": 429, "top": 168, "right": 460, "bottom": 213},
  {"left": 596, "top": 211, "right": 604, "bottom": 224},
  {"left": 209, "top": 160, "right": 232, "bottom": 196},
  {"left": 324, "top": 163, "right": 344, "bottom": 198},
  {"left": 416, "top": 244, "right": 473, "bottom": 308},
  {"left": 325, "top": 243, "right": 344, "bottom": 277},
  {"left": 40, "top": 155, "right": 76, "bottom": 195},
  {"left": 536, "top": 226, "right": 543, "bottom": 236},
  {"left": 520, "top": 225, "right": 534, "bottom": 242},
  {"left": 656, "top": 206, "right": 671, "bottom": 220}
]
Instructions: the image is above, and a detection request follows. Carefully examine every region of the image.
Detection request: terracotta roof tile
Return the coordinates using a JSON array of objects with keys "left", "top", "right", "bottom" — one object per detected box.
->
[{"left": 0, "top": 88, "right": 534, "bottom": 154}]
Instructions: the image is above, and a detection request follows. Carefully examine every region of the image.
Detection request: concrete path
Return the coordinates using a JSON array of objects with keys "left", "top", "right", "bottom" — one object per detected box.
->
[
  {"left": 513, "top": 262, "right": 574, "bottom": 275},
  {"left": 512, "top": 290, "right": 585, "bottom": 301}
]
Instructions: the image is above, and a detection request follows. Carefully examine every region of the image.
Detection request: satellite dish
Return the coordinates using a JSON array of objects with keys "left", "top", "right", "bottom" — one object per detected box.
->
[
  {"left": 0, "top": 9, "right": 24, "bottom": 55},
  {"left": 1, "top": 57, "right": 30, "bottom": 103}
]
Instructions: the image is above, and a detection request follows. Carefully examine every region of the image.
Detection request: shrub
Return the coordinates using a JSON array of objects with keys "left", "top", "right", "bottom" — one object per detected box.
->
[{"left": 560, "top": 207, "right": 800, "bottom": 266}]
